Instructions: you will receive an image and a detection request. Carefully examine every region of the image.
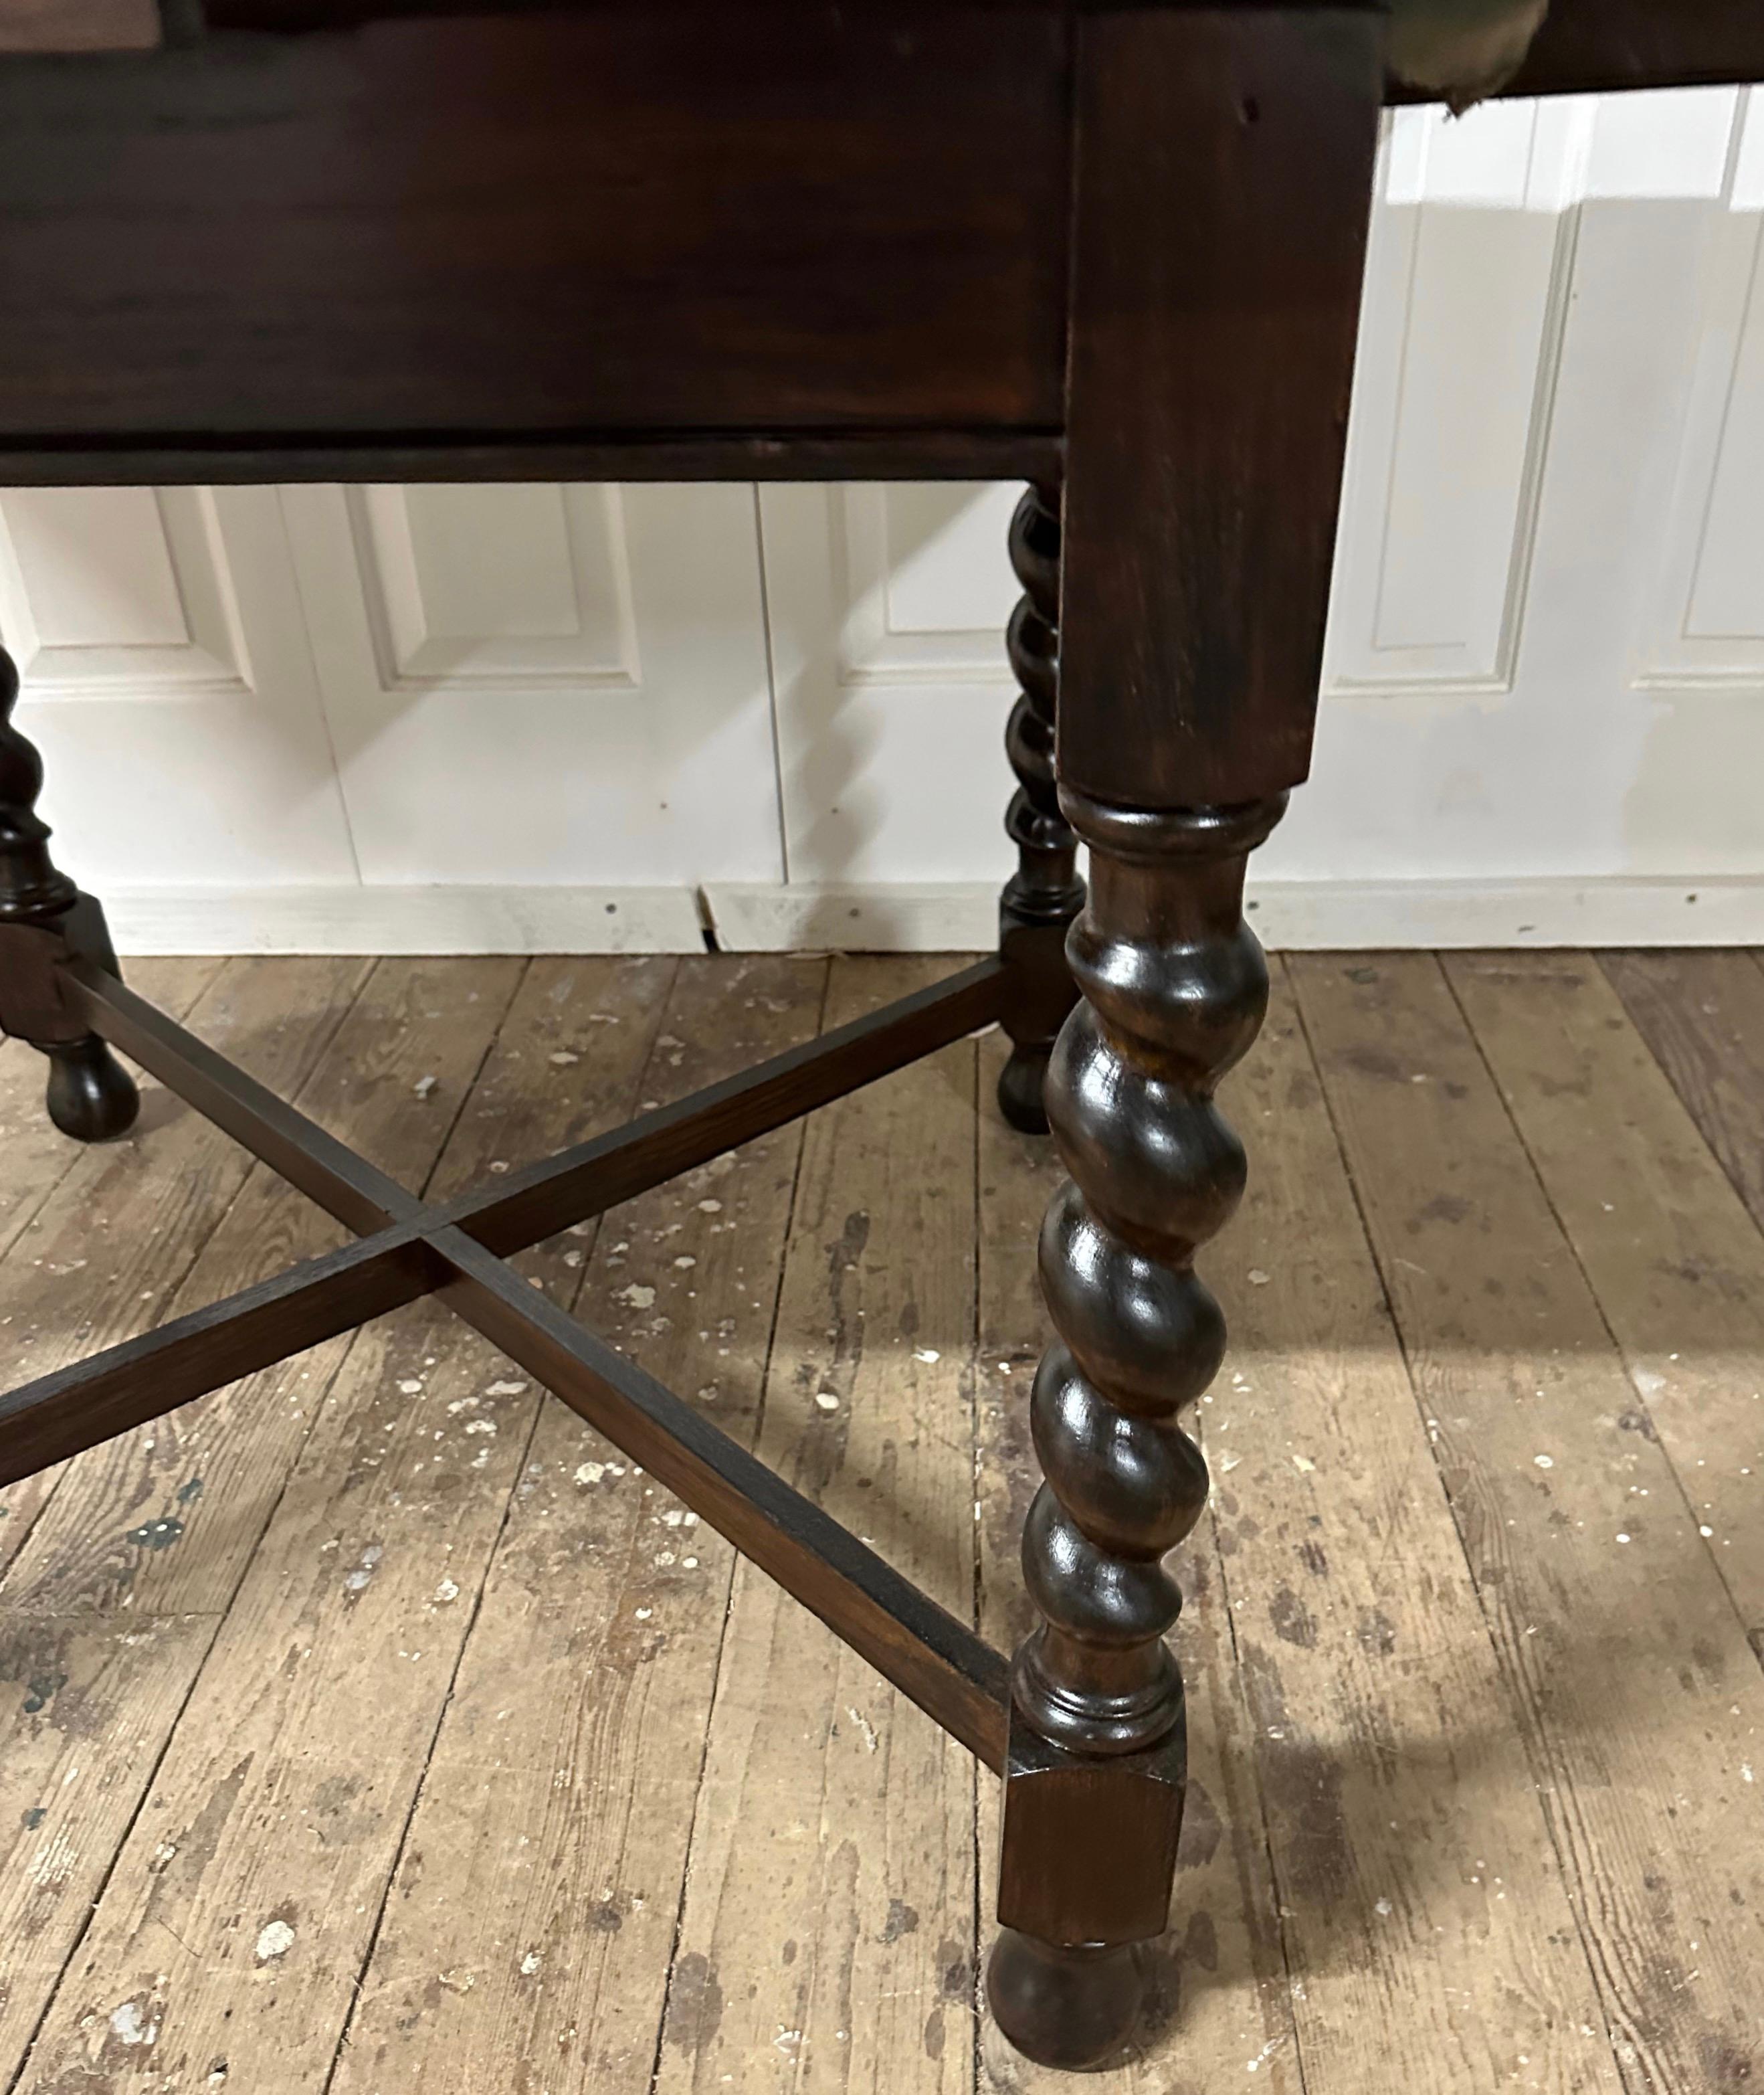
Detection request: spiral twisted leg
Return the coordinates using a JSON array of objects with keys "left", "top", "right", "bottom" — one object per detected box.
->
[
  {"left": 0, "top": 645, "right": 138, "bottom": 1142},
  {"left": 988, "top": 787, "right": 1286, "bottom": 2070},
  {"left": 995, "top": 480, "right": 1084, "bottom": 1135}
]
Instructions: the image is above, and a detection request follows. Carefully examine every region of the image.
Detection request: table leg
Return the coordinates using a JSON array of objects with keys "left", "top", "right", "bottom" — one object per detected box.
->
[
  {"left": 987, "top": 791, "right": 1284, "bottom": 2066},
  {"left": 996, "top": 478, "right": 1083, "bottom": 1134},
  {"left": 0, "top": 643, "right": 138, "bottom": 1140},
  {"left": 986, "top": 7, "right": 1383, "bottom": 2065}
]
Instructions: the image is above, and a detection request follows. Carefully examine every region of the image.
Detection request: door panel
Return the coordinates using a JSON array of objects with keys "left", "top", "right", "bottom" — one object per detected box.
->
[
  {"left": 1, "top": 484, "right": 358, "bottom": 890},
  {"left": 757, "top": 481, "right": 1018, "bottom": 890},
  {"left": 280, "top": 482, "right": 783, "bottom": 891}
]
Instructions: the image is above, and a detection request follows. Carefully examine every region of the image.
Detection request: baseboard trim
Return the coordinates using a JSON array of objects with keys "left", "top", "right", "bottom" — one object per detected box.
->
[
  {"left": 102, "top": 875, "right": 1764, "bottom": 957},
  {"left": 703, "top": 884, "right": 999, "bottom": 953},
  {"left": 106, "top": 885, "right": 709, "bottom": 955},
  {"left": 1241, "top": 876, "right": 1764, "bottom": 950},
  {"left": 703, "top": 877, "right": 1764, "bottom": 953}
]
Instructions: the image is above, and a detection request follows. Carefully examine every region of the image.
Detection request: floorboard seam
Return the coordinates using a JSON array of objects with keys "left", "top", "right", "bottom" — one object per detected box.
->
[
  {"left": 0, "top": 1109, "right": 85, "bottom": 1270},
  {"left": 1283, "top": 951, "right": 1640, "bottom": 2095},
  {"left": 407, "top": 958, "right": 535, "bottom": 1206},
  {"left": 0, "top": 955, "right": 379, "bottom": 1585},
  {"left": 318, "top": 1384, "right": 551, "bottom": 2095},
  {"left": 3, "top": 958, "right": 520, "bottom": 2092},
  {"left": 315, "top": 953, "right": 676, "bottom": 2093},
  {"left": 4, "top": 1614, "right": 223, "bottom": 2095},
  {"left": 967, "top": 1034, "right": 985, "bottom": 2094},
  {"left": 0, "top": 964, "right": 221, "bottom": 1272},
  {"left": 1199, "top": 1486, "right": 1310, "bottom": 2095},
  {"left": 1597, "top": 949, "right": 1764, "bottom": 1244},
  {"left": 642, "top": 955, "right": 831, "bottom": 2095},
  {"left": 1443, "top": 954, "right": 1764, "bottom": 1678}
]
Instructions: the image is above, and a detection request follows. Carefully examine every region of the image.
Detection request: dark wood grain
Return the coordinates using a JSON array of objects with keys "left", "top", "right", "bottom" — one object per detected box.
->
[
  {"left": 991, "top": 27, "right": 1381, "bottom": 2037},
  {"left": 988, "top": 790, "right": 1285, "bottom": 2067},
  {"left": 5, "top": 3, "right": 1759, "bottom": 2076},
  {"left": 1056, "top": 6, "right": 1383, "bottom": 808},
  {"left": 1462, "top": 0, "right": 1764, "bottom": 100},
  {"left": 0, "top": 428, "right": 1064, "bottom": 490},
  {"left": 0, "top": 7, "right": 1068, "bottom": 450},
  {"left": 194, "top": 0, "right": 1764, "bottom": 108},
  {"left": 0, "top": 2, "right": 1748, "bottom": 493}
]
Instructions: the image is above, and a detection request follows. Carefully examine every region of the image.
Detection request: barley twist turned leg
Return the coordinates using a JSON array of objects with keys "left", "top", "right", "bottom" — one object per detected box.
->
[
  {"left": 988, "top": 788, "right": 1285, "bottom": 2069},
  {"left": 995, "top": 479, "right": 1084, "bottom": 1134},
  {"left": 0, "top": 645, "right": 138, "bottom": 1142}
]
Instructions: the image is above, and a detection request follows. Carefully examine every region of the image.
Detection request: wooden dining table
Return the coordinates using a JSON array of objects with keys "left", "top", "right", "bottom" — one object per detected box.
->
[{"left": 1, "top": 0, "right": 1759, "bottom": 2070}]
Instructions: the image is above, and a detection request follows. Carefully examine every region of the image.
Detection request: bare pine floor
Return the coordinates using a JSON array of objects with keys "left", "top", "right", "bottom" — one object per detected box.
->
[{"left": 2, "top": 950, "right": 1762, "bottom": 2095}]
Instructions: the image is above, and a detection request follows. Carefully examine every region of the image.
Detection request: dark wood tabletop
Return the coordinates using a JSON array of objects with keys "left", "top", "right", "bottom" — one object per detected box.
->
[{"left": 1, "top": 0, "right": 1759, "bottom": 494}]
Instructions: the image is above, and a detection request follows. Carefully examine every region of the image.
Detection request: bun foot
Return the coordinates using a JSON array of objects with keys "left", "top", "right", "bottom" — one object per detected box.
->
[
  {"left": 997, "top": 1044, "right": 1052, "bottom": 1135},
  {"left": 986, "top": 1930, "right": 1143, "bottom": 2071},
  {"left": 44, "top": 1035, "right": 140, "bottom": 1142}
]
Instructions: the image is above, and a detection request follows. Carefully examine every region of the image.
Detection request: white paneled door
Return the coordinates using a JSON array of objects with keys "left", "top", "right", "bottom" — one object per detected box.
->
[
  {"left": 1265, "top": 83, "right": 1764, "bottom": 945},
  {"left": 1, "top": 485, "right": 358, "bottom": 897},
  {"left": 5, "top": 85, "right": 1763, "bottom": 953},
  {"left": 7, "top": 479, "right": 782, "bottom": 951},
  {"left": 280, "top": 481, "right": 780, "bottom": 948},
  {"left": 706, "top": 482, "right": 1021, "bottom": 951}
]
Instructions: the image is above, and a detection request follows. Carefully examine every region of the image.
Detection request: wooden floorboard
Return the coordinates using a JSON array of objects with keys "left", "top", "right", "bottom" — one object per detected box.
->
[
  {"left": 0, "top": 957, "right": 371, "bottom": 1582},
  {"left": 0, "top": 958, "right": 529, "bottom": 2089},
  {"left": 1290, "top": 951, "right": 1764, "bottom": 2095},
  {"left": 1211, "top": 967, "right": 1616, "bottom": 2094},
  {"left": 653, "top": 957, "right": 980, "bottom": 2095},
  {"left": 0, "top": 956, "right": 392, "bottom": 2084},
  {"left": 1, "top": 949, "right": 1761, "bottom": 2094},
  {"left": 1601, "top": 949, "right": 1764, "bottom": 1235},
  {"left": 329, "top": 953, "right": 825, "bottom": 2095},
  {"left": 1447, "top": 951, "right": 1764, "bottom": 1657},
  {"left": 0, "top": 959, "right": 222, "bottom": 1272}
]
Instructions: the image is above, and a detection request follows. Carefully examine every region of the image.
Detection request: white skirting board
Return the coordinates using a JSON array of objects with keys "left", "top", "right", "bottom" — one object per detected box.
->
[
  {"left": 100, "top": 876, "right": 1764, "bottom": 956},
  {"left": 704, "top": 879, "right": 1764, "bottom": 952},
  {"left": 104, "top": 885, "right": 711, "bottom": 956}
]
